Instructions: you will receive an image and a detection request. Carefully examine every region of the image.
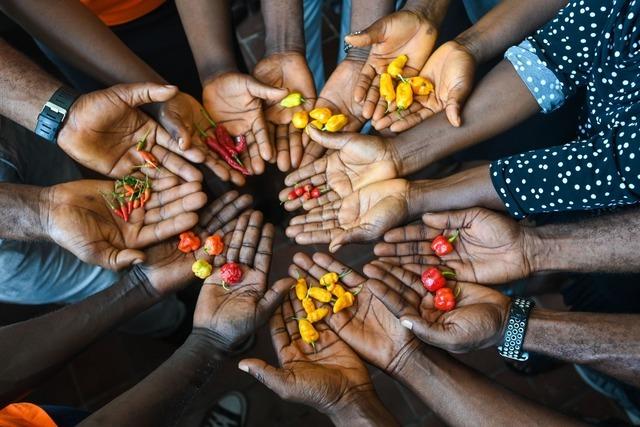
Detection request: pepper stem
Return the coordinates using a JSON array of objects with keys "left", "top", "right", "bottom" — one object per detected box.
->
[
  {"left": 200, "top": 108, "right": 217, "bottom": 128},
  {"left": 441, "top": 270, "right": 456, "bottom": 279},
  {"left": 351, "top": 283, "right": 364, "bottom": 296},
  {"left": 338, "top": 269, "right": 352, "bottom": 279},
  {"left": 454, "top": 285, "right": 461, "bottom": 298},
  {"left": 194, "top": 121, "right": 208, "bottom": 138},
  {"left": 448, "top": 229, "right": 460, "bottom": 243}
]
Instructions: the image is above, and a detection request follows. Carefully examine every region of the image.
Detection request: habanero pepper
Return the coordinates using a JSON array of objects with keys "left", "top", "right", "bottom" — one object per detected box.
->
[
  {"left": 408, "top": 76, "right": 434, "bottom": 96},
  {"left": 431, "top": 230, "right": 460, "bottom": 257},
  {"left": 292, "top": 111, "right": 309, "bottom": 129},
  {"left": 324, "top": 114, "right": 348, "bottom": 132},
  {"left": 433, "top": 287, "right": 457, "bottom": 312},
  {"left": 330, "top": 283, "right": 346, "bottom": 298},
  {"left": 280, "top": 92, "right": 305, "bottom": 108},
  {"left": 308, "top": 287, "right": 332, "bottom": 303},
  {"left": 220, "top": 262, "right": 243, "bottom": 285},
  {"left": 421, "top": 267, "right": 456, "bottom": 293},
  {"left": 333, "top": 291, "right": 355, "bottom": 313},
  {"left": 192, "top": 259, "right": 213, "bottom": 279},
  {"left": 178, "top": 231, "right": 201, "bottom": 253},
  {"left": 307, "top": 307, "right": 330, "bottom": 323},
  {"left": 387, "top": 54, "right": 408, "bottom": 78},
  {"left": 302, "top": 297, "right": 316, "bottom": 315},
  {"left": 298, "top": 318, "right": 319, "bottom": 348},
  {"left": 203, "top": 234, "right": 224, "bottom": 256},
  {"left": 309, "top": 107, "right": 332, "bottom": 124}
]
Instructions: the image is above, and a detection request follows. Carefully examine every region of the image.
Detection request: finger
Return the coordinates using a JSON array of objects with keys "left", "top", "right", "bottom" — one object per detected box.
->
[
  {"left": 367, "top": 277, "right": 421, "bottom": 320},
  {"left": 288, "top": 123, "right": 304, "bottom": 169},
  {"left": 144, "top": 191, "right": 208, "bottom": 224},
  {"left": 354, "top": 62, "right": 377, "bottom": 104},
  {"left": 246, "top": 78, "right": 289, "bottom": 102},
  {"left": 389, "top": 107, "right": 436, "bottom": 133},
  {"left": 396, "top": 315, "right": 450, "bottom": 348},
  {"left": 282, "top": 293, "right": 298, "bottom": 338},
  {"left": 372, "top": 96, "right": 392, "bottom": 122},
  {"left": 254, "top": 223, "right": 275, "bottom": 274},
  {"left": 275, "top": 124, "right": 291, "bottom": 172},
  {"left": 311, "top": 252, "right": 366, "bottom": 287},
  {"left": 344, "top": 22, "right": 384, "bottom": 47},
  {"left": 110, "top": 83, "right": 178, "bottom": 107},
  {"left": 227, "top": 210, "right": 251, "bottom": 263},
  {"left": 153, "top": 118, "right": 204, "bottom": 163},
  {"left": 256, "top": 277, "right": 292, "bottom": 325},
  {"left": 246, "top": 131, "right": 264, "bottom": 175},
  {"left": 290, "top": 206, "right": 338, "bottom": 224},
  {"left": 445, "top": 83, "right": 473, "bottom": 128},
  {"left": 253, "top": 115, "right": 274, "bottom": 165},
  {"left": 422, "top": 211, "right": 471, "bottom": 230},
  {"left": 378, "top": 254, "right": 440, "bottom": 266},
  {"left": 362, "top": 74, "right": 381, "bottom": 119},
  {"left": 149, "top": 175, "right": 180, "bottom": 192},
  {"left": 300, "top": 141, "right": 326, "bottom": 166},
  {"left": 145, "top": 181, "right": 203, "bottom": 210},
  {"left": 238, "top": 359, "right": 292, "bottom": 399},
  {"left": 301, "top": 189, "right": 338, "bottom": 211},
  {"left": 329, "top": 226, "right": 371, "bottom": 253},
  {"left": 108, "top": 247, "right": 146, "bottom": 270},
  {"left": 383, "top": 224, "right": 438, "bottom": 243},
  {"left": 269, "top": 305, "right": 290, "bottom": 354},
  {"left": 149, "top": 144, "right": 203, "bottom": 182},
  {"left": 306, "top": 126, "right": 352, "bottom": 151},
  {"left": 239, "top": 211, "right": 264, "bottom": 266},
  {"left": 363, "top": 262, "right": 422, "bottom": 307},
  {"left": 373, "top": 241, "right": 434, "bottom": 258},
  {"left": 368, "top": 260, "right": 425, "bottom": 297},
  {"left": 267, "top": 123, "right": 277, "bottom": 164},
  {"left": 292, "top": 252, "right": 328, "bottom": 283},
  {"left": 201, "top": 192, "right": 254, "bottom": 233},
  {"left": 283, "top": 156, "right": 327, "bottom": 187},
  {"left": 137, "top": 212, "right": 199, "bottom": 247}
]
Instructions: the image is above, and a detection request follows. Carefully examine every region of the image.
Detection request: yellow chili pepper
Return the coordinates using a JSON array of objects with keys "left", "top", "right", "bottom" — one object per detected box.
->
[
  {"left": 408, "top": 76, "right": 434, "bottom": 96},
  {"left": 379, "top": 72, "right": 396, "bottom": 104},
  {"left": 320, "top": 272, "right": 339, "bottom": 287},
  {"left": 331, "top": 283, "right": 346, "bottom": 298},
  {"left": 309, "top": 107, "right": 332, "bottom": 124},
  {"left": 291, "top": 111, "right": 309, "bottom": 129},
  {"left": 387, "top": 54, "right": 408, "bottom": 78},
  {"left": 302, "top": 297, "right": 316, "bottom": 315},
  {"left": 280, "top": 92, "right": 305, "bottom": 108},
  {"left": 396, "top": 81, "right": 413, "bottom": 111},
  {"left": 324, "top": 114, "right": 348, "bottom": 132},
  {"left": 308, "top": 286, "right": 332, "bottom": 303},
  {"left": 191, "top": 259, "right": 213, "bottom": 279},
  {"left": 333, "top": 292, "right": 355, "bottom": 313},
  {"left": 307, "top": 307, "right": 330, "bottom": 323},
  {"left": 298, "top": 318, "right": 320, "bottom": 346},
  {"left": 295, "top": 278, "right": 308, "bottom": 301}
]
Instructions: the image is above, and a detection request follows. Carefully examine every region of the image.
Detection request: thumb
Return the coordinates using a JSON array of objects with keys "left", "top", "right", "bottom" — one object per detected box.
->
[
  {"left": 110, "top": 83, "right": 179, "bottom": 108},
  {"left": 422, "top": 210, "right": 469, "bottom": 230},
  {"left": 399, "top": 315, "right": 450, "bottom": 347},
  {"left": 247, "top": 78, "right": 288, "bottom": 102},
  {"left": 238, "top": 359, "right": 290, "bottom": 396},
  {"left": 329, "top": 226, "right": 369, "bottom": 253},
  {"left": 444, "top": 83, "right": 472, "bottom": 128},
  {"left": 306, "top": 125, "right": 350, "bottom": 150},
  {"left": 112, "top": 248, "right": 146, "bottom": 270},
  {"left": 344, "top": 21, "right": 385, "bottom": 48}
]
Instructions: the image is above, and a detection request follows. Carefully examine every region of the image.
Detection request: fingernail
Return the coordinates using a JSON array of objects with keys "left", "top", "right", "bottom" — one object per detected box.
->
[
  {"left": 401, "top": 319, "right": 413, "bottom": 330},
  {"left": 133, "top": 259, "right": 143, "bottom": 265},
  {"left": 164, "top": 84, "right": 177, "bottom": 89},
  {"left": 178, "top": 137, "right": 185, "bottom": 150},
  {"left": 238, "top": 363, "right": 249, "bottom": 373}
]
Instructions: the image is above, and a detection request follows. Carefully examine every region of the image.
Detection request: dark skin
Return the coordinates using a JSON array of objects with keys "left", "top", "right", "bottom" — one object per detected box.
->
[{"left": 239, "top": 293, "right": 398, "bottom": 426}]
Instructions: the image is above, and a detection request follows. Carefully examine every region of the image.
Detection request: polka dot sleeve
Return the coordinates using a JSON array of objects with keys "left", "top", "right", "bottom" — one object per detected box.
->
[{"left": 490, "top": 125, "right": 640, "bottom": 218}]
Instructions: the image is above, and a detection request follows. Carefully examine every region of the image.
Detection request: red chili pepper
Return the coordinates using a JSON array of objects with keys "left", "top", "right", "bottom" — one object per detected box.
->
[
  {"left": 434, "top": 287, "right": 457, "bottom": 312},
  {"left": 287, "top": 189, "right": 299, "bottom": 201},
  {"left": 119, "top": 200, "right": 129, "bottom": 222},
  {"left": 302, "top": 191, "right": 312, "bottom": 201},
  {"left": 113, "top": 208, "right": 125, "bottom": 219},
  {"left": 303, "top": 184, "right": 313, "bottom": 192},
  {"left": 310, "top": 187, "right": 321, "bottom": 198},
  {"left": 431, "top": 230, "right": 460, "bottom": 257},
  {"left": 127, "top": 200, "right": 133, "bottom": 215},
  {"left": 234, "top": 135, "right": 247, "bottom": 152},
  {"left": 178, "top": 231, "right": 201, "bottom": 253},
  {"left": 195, "top": 123, "right": 250, "bottom": 175},
  {"left": 133, "top": 198, "right": 140, "bottom": 209},
  {"left": 220, "top": 262, "right": 243, "bottom": 285},
  {"left": 294, "top": 187, "right": 305, "bottom": 197},
  {"left": 421, "top": 267, "right": 456, "bottom": 292},
  {"left": 141, "top": 187, "right": 151, "bottom": 208}
]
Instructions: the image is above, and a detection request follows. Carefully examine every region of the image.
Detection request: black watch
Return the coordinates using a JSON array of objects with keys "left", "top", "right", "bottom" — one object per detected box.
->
[
  {"left": 497, "top": 297, "right": 535, "bottom": 361},
  {"left": 34, "top": 86, "right": 80, "bottom": 143}
]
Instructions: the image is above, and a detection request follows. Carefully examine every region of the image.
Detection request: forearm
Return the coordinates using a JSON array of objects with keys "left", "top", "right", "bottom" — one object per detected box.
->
[
  {"left": 402, "top": 0, "right": 451, "bottom": 27},
  {"left": 81, "top": 329, "right": 225, "bottom": 427},
  {"left": 407, "top": 165, "right": 505, "bottom": 218},
  {"left": 0, "top": 39, "right": 61, "bottom": 130},
  {"left": 0, "top": 268, "right": 159, "bottom": 404},
  {"left": 0, "top": 183, "right": 48, "bottom": 241},
  {"left": 175, "top": 0, "right": 238, "bottom": 83},
  {"left": 524, "top": 309, "right": 640, "bottom": 387},
  {"left": 261, "top": 0, "right": 305, "bottom": 55},
  {"left": 347, "top": 0, "right": 396, "bottom": 61},
  {"left": 392, "top": 60, "right": 539, "bottom": 176},
  {"left": 396, "top": 347, "right": 585, "bottom": 427},
  {"left": 0, "top": 0, "right": 164, "bottom": 86},
  {"left": 328, "top": 391, "right": 399, "bottom": 427},
  {"left": 455, "top": 0, "right": 568, "bottom": 63}
]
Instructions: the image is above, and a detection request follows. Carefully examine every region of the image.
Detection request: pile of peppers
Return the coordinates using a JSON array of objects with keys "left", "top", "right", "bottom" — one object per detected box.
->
[
  {"left": 196, "top": 110, "right": 249, "bottom": 176},
  {"left": 294, "top": 270, "right": 360, "bottom": 350},
  {"left": 421, "top": 230, "right": 460, "bottom": 311},
  {"left": 285, "top": 183, "right": 327, "bottom": 202},
  {"left": 101, "top": 174, "right": 152, "bottom": 222},
  {"left": 280, "top": 92, "right": 349, "bottom": 133},
  {"left": 179, "top": 231, "right": 244, "bottom": 288},
  {"left": 379, "top": 54, "right": 434, "bottom": 114}
]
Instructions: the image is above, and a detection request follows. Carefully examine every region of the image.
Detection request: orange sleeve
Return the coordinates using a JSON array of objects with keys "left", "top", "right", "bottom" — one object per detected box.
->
[
  {"left": 79, "top": 0, "right": 165, "bottom": 26},
  {"left": 0, "top": 403, "right": 57, "bottom": 427}
]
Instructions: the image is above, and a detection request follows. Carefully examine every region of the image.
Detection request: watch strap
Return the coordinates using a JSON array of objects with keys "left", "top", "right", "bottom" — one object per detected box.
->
[
  {"left": 35, "top": 86, "right": 80, "bottom": 143},
  {"left": 497, "top": 297, "right": 534, "bottom": 361}
]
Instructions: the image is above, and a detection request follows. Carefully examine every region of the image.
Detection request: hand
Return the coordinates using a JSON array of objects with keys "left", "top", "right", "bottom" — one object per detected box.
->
[
  {"left": 253, "top": 52, "right": 317, "bottom": 172},
  {"left": 286, "top": 179, "right": 410, "bottom": 252},
  {"left": 279, "top": 127, "right": 400, "bottom": 211},
  {"left": 238, "top": 291, "right": 378, "bottom": 417},
  {"left": 157, "top": 92, "right": 247, "bottom": 186},
  {"left": 290, "top": 252, "right": 421, "bottom": 376},
  {"left": 345, "top": 10, "right": 438, "bottom": 106},
  {"left": 43, "top": 177, "right": 207, "bottom": 271},
  {"left": 301, "top": 59, "right": 368, "bottom": 166},
  {"left": 202, "top": 72, "right": 288, "bottom": 175},
  {"left": 374, "top": 208, "right": 533, "bottom": 285},
  {"left": 372, "top": 40, "right": 476, "bottom": 132},
  {"left": 192, "top": 210, "right": 290, "bottom": 350},
  {"left": 366, "top": 260, "right": 510, "bottom": 353},
  {"left": 58, "top": 83, "right": 203, "bottom": 182},
  {"left": 139, "top": 190, "right": 253, "bottom": 296}
]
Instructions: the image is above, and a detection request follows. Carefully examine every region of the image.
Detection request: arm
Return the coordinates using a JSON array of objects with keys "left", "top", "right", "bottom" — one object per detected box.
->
[
  {"left": 0, "top": 183, "right": 47, "bottom": 241},
  {"left": 261, "top": 0, "right": 305, "bottom": 56},
  {"left": 397, "top": 346, "right": 585, "bottom": 427}
]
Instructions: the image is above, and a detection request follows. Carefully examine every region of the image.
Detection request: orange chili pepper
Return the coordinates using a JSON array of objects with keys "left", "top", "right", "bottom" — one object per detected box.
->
[
  {"left": 178, "top": 231, "right": 201, "bottom": 253},
  {"left": 203, "top": 234, "right": 224, "bottom": 256}
]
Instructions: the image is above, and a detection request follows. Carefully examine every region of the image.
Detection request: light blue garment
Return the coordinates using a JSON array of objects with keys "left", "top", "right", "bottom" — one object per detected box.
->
[{"left": 0, "top": 117, "right": 119, "bottom": 304}]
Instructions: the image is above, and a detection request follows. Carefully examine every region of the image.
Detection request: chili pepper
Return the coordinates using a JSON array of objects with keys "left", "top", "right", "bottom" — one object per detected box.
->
[
  {"left": 102, "top": 192, "right": 125, "bottom": 220},
  {"left": 387, "top": 54, "right": 408, "bottom": 78},
  {"left": 294, "top": 187, "right": 305, "bottom": 197},
  {"left": 330, "top": 283, "right": 346, "bottom": 298},
  {"left": 178, "top": 231, "right": 201, "bottom": 253},
  {"left": 213, "top": 122, "right": 245, "bottom": 165},
  {"left": 302, "top": 297, "right": 316, "bottom": 315},
  {"left": 395, "top": 81, "right": 413, "bottom": 112},
  {"left": 320, "top": 272, "right": 339, "bottom": 287},
  {"left": 431, "top": 230, "right": 460, "bottom": 257},
  {"left": 280, "top": 92, "right": 305, "bottom": 108},
  {"left": 234, "top": 135, "right": 247, "bottom": 152},
  {"left": 305, "top": 119, "right": 325, "bottom": 136},
  {"left": 324, "top": 114, "right": 348, "bottom": 132},
  {"left": 310, "top": 187, "right": 322, "bottom": 198},
  {"left": 192, "top": 259, "right": 213, "bottom": 279},
  {"left": 298, "top": 318, "right": 319, "bottom": 348},
  {"left": 123, "top": 184, "right": 135, "bottom": 195},
  {"left": 295, "top": 277, "right": 308, "bottom": 301},
  {"left": 133, "top": 199, "right": 140, "bottom": 209},
  {"left": 307, "top": 307, "right": 330, "bottom": 323},
  {"left": 116, "top": 197, "right": 129, "bottom": 222},
  {"left": 204, "top": 234, "right": 224, "bottom": 256},
  {"left": 141, "top": 187, "right": 151, "bottom": 207},
  {"left": 303, "top": 184, "right": 313, "bottom": 192},
  {"left": 136, "top": 128, "right": 150, "bottom": 151},
  {"left": 333, "top": 291, "right": 355, "bottom": 313},
  {"left": 302, "top": 192, "right": 312, "bottom": 201},
  {"left": 127, "top": 200, "right": 133, "bottom": 215},
  {"left": 408, "top": 76, "right": 434, "bottom": 96},
  {"left": 380, "top": 72, "right": 396, "bottom": 106},
  {"left": 286, "top": 189, "right": 299, "bottom": 201},
  {"left": 309, "top": 107, "right": 332, "bottom": 124},
  {"left": 195, "top": 123, "right": 250, "bottom": 176},
  {"left": 308, "top": 287, "right": 332, "bottom": 303},
  {"left": 292, "top": 111, "right": 309, "bottom": 129},
  {"left": 421, "top": 267, "right": 456, "bottom": 292},
  {"left": 434, "top": 287, "right": 456, "bottom": 312},
  {"left": 139, "top": 150, "right": 159, "bottom": 169},
  {"left": 220, "top": 262, "right": 243, "bottom": 285}
]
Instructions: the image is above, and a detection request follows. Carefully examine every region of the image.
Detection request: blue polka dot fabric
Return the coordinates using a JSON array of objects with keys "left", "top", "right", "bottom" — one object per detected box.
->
[{"left": 490, "top": 0, "right": 640, "bottom": 218}]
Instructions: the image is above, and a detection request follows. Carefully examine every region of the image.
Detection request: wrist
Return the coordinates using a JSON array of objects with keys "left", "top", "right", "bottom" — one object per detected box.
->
[
  {"left": 345, "top": 47, "right": 370, "bottom": 63},
  {"left": 402, "top": 1, "right": 449, "bottom": 27},
  {"left": 328, "top": 388, "right": 396, "bottom": 427},
  {"left": 406, "top": 180, "right": 430, "bottom": 218},
  {"left": 201, "top": 63, "right": 239, "bottom": 86},
  {"left": 523, "top": 226, "right": 564, "bottom": 274},
  {"left": 455, "top": 31, "right": 484, "bottom": 64},
  {"left": 265, "top": 35, "right": 305, "bottom": 57},
  {"left": 185, "top": 328, "right": 227, "bottom": 362}
]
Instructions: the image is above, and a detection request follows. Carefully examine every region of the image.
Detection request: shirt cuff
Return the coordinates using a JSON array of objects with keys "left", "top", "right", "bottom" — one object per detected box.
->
[
  {"left": 489, "top": 159, "right": 526, "bottom": 219},
  {"left": 504, "top": 40, "right": 565, "bottom": 113}
]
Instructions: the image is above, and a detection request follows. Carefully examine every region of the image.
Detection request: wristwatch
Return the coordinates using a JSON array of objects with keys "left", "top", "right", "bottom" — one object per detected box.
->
[
  {"left": 34, "top": 86, "right": 80, "bottom": 143},
  {"left": 497, "top": 297, "right": 535, "bottom": 361}
]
